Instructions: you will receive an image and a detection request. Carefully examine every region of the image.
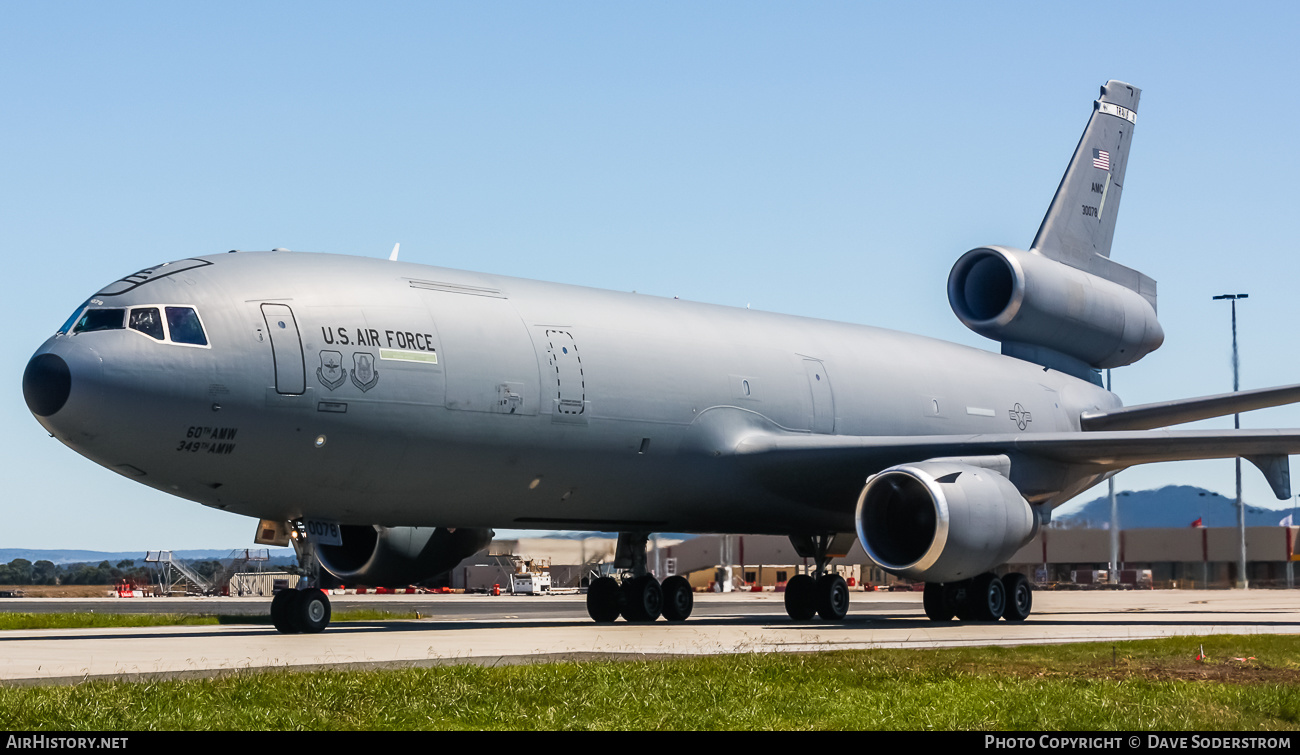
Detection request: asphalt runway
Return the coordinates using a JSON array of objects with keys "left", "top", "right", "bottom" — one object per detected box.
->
[
  {"left": 0, "top": 592, "right": 828, "bottom": 619},
  {"left": 2, "top": 590, "right": 1297, "bottom": 685}
]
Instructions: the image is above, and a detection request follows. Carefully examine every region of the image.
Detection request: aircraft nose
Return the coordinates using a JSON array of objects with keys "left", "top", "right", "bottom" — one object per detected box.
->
[
  {"left": 23, "top": 339, "right": 103, "bottom": 438},
  {"left": 23, "top": 352, "right": 72, "bottom": 417}
]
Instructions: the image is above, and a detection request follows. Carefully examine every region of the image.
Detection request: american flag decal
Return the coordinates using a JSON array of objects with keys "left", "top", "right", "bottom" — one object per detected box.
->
[{"left": 1092, "top": 149, "right": 1111, "bottom": 170}]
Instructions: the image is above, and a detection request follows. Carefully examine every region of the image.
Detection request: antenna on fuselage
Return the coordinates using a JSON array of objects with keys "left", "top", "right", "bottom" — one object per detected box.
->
[{"left": 389, "top": 243, "right": 400, "bottom": 261}]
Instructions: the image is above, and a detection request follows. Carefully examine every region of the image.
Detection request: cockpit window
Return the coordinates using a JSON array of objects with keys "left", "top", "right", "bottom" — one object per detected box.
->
[
  {"left": 64, "top": 302, "right": 209, "bottom": 347},
  {"left": 165, "top": 306, "right": 207, "bottom": 346},
  {"left": 57, "top": 301, "right": 90, "bottom": 335},
  {"left": 72, "top": 308, "right": 126, "bottom": 333},
  {"left": 128, "top": 307, "right": 165, "bottom": 340}
]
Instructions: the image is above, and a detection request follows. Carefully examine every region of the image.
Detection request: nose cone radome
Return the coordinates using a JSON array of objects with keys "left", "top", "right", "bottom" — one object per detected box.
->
[{"left": 23, "top": 353, "right": 71, "bottom": 417}]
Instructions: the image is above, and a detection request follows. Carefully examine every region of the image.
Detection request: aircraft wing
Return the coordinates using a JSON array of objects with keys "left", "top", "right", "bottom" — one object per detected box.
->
[
  {"left": 733, "top": 429, "right": 1300, "bottom": 500},
  {"left": 1080, "top": 383, "right": 1300, "bottom": 431}
]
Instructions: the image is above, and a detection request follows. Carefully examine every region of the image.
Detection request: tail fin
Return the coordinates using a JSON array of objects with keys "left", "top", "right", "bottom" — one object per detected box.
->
[
  {"left": 1033, "top": 80, "right": 1139, "bottom": 261},
  {"left": 1030, "top": 80, "right": 1155, "bottom": 308}
]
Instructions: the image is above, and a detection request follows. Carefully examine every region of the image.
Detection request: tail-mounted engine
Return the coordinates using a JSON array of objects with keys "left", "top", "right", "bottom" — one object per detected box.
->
[
  {"left": 316, "top": 525, "right": 493, "bottom": 587},
  {"left": 855, "top": 460, "right": 1040, "bottom": 583},
  {"left": 948, "top": 246, "right": 1163, "bottom": 373}
]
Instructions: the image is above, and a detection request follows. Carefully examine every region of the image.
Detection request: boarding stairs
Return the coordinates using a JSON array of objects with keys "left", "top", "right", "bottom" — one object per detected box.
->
[{"left": 145, "top": 551, "right": 211, "bottom": 595}]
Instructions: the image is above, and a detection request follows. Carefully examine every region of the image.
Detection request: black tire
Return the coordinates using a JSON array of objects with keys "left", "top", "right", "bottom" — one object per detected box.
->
[
  {"left": 586, "top": 576, "right": 622, "bottom": 623},
  {"left": 293, "top": 588, "right": 331, "bottom": 634},
  {"left": 784, "top": 574, "right": 816, "bottom": 620},
  {"left": 1001, "top": 572, "right": 1032, "bottom": 621},
  {"left": 971, "top": 573, "right": 1006, "bottom": 622},
  {"left": 270, "top": 589, "right": 299, "bottom": 634},
  {"left": 951, "top": 581, "right": 977, "bottom": 621},
  {"left": 620, "top": 575, "right": 662, "bottom": 622},
  {"left": 661, "top": 575, "right": 693, "bottom": 621},
  {"left": 923, "top": 582, "right": 954, "bottom": 621},
  {"left": 815, "top": 574, "right": 850, "bottom": 621}
]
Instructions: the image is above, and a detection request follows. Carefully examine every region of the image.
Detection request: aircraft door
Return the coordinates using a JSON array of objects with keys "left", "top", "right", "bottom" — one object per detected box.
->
[
  {"left": 541, "top": 329, "right": 586, "bottom": 417},
  {"left": 261, "top": 303, "right": 306, "bottom": 394},
  {"left": 803, "top": 358, "right": 835, "bottom": 434}
]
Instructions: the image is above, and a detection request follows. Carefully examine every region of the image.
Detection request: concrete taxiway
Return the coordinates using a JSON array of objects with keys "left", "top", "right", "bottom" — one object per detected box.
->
[{"left": 1, "top": 590, "right": 1297, "bottom": 685}]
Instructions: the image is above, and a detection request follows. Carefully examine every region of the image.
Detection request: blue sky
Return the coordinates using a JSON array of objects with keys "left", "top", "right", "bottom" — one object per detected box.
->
[{"left": 3, "top": 2, "right": 1298, "bottom": 549}]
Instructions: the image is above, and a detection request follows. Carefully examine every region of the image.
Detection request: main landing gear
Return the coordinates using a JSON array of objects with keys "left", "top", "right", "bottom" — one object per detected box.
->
[
  {"left": 783, "top": 533, "right": 853, "bottom": 622},
  {"left": 270, "top": 587, "right": 332, "bottom": 633},
  {"left": 922, "top": 572, "right": 1032, "bottom": 622},
  {"left": 782, "top": 573, "right": 849, "bottom": 621},
  {"left": 586, "top": 532, "right": 694, "bottom": 623}
]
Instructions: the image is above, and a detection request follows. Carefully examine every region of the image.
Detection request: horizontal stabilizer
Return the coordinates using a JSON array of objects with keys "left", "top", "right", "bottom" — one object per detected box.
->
[{"left": 1080, "top": 383, "right": 1300, "bottom": 431}]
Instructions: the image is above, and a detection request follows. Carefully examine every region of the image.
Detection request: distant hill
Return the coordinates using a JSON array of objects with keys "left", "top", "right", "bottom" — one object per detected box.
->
[
  {"left": 1054, "top": 485, "right": 1296, "bottom": 529},
  {"left": 0, "top": 548, "right": 297, "bottom": 566}
]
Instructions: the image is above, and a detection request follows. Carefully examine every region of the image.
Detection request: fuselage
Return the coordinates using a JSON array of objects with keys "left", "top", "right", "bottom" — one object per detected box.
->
[{"left": 26, "top": 251, "right": 1119, "bottom": 535}]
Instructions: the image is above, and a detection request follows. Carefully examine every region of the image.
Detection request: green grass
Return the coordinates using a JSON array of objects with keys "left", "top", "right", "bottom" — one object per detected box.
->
[
  {"left": 0, "top": 609, "right": 419, "bottom": 631},
  {"left": 0, "top": 613, "right": 221, "bottom": 630},
  {"left": 328, "top": 608, "right": 422, "bottom": 623},
  {"left": 1, "top": 635, "right": 1298, "bottom": 730}
]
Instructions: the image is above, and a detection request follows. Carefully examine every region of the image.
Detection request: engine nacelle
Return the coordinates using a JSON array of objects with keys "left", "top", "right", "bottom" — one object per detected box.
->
[
  {"left": 855, "top": 461, "right": 1039, "bottom": 583},
  {"left": 948, "top": 246, "right": 1163, "bottom": 369},
  {"left": 316, "top": 525, "right": 493, "bottom": 586}
]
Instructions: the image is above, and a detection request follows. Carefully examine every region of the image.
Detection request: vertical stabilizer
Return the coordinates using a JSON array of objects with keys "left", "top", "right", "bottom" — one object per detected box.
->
[{"left": 1031, "top": 80, "right": 1140, "bottom": 265}]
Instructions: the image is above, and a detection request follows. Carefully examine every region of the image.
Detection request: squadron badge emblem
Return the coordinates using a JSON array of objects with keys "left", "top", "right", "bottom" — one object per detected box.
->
[
  {"left": 350, "top": 351, "right": 379, "bottom": 392},
  {"left": 316, "top": 350, "right": 345, "bottom": 391}
]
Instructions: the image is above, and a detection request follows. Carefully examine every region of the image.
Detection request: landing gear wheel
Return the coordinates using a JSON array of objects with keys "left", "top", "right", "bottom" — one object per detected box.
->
[
  {"left": 971, "top": 573, "right": 1006, "bottom": 622},
  {"left": 952, "top": 581, "right": 977, "bottom": 621},
  {"left": 620, "top": 575, "right": 663, "bottom": 622},
  {"left": 815, "top": 574, "right": 849, "bottom": 621},
  {"left": 661, "top": 575, "right": 693, "bottom": 621},
  {"left": 270, "top": 589, "right": 299, "bottom": 633},
  {"left": 1001, "top": 573, "right": 1032, "bottom": 621},
  {"left": 292, "top": 588, "right": 331, "bottom": 633},
  {"left": 923, "top": 582, "right": 955, "bottom": 621},
  {"left": 586, "top": 576, "right": 622, "bottom": 623},
  {"left": 784, "top": 574, "right": 816, "bottom": 620}
]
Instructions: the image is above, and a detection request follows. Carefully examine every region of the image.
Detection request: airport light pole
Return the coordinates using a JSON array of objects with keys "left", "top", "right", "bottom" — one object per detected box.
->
[
  {"left": 1213, "top": 293, "right": 1249, "bottom": 589},
  {"left": 1107, "top": 369, "right": 1120, "bottom": 583}
]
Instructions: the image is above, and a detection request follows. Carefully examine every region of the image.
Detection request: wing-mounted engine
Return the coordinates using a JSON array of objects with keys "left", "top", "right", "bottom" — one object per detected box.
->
[
  {"left": 948, "top": 246, "right": 1163, "bottom": 376},
  {"left": 316, "top": 525, "right": 493, "bottom": 586},
  {"left": 854, "top": 459, "right": 1040, "bottom": 583}
]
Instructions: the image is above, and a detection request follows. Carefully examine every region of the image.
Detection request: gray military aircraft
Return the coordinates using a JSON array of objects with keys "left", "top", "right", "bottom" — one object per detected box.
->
[{"left": 23, "top": 80, "right": 1300, "bottom": 633}]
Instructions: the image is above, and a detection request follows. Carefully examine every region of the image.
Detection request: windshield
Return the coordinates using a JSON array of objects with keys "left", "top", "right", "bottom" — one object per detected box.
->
[
  {"left": 64, "top": 303, "right": 209, "bottom": 347},
  {"left": 72, "top": 308, "right": 126, "bottom": 333}
]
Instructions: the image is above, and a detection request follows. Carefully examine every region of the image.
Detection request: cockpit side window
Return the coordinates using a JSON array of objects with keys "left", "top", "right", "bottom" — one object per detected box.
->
[
  {"left": 58, "top": 301, "right": 90, "bottom": 335},
  {"left": 165, "top": 306, "right": 207, "bottom": 346},
  {"left": 72, "top": 308, "right": 126, "bottom": 333},
  {"left": 129, "top": 307, "right": 165, "bottom": 340}
]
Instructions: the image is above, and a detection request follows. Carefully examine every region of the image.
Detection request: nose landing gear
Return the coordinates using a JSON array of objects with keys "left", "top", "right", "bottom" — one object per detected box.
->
[
  {"left": 270, "top": 587, "right": 332, "bottom": 634},
  {"left": 269, "top": 519, "right": 332, "bottom": 634}
]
